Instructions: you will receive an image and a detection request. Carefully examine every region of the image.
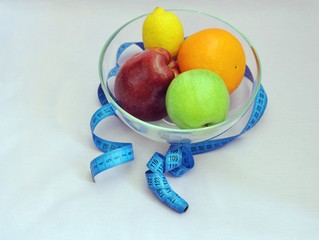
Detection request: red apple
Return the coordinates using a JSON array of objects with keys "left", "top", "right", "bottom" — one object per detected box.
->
[{"left": 114, "top": 48, "right": 179, "bottom": 121}]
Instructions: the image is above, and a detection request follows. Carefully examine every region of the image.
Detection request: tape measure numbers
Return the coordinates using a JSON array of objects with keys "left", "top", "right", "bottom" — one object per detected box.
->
[{"left": 89, "top": 103, "right": 134, "bottom": 181}]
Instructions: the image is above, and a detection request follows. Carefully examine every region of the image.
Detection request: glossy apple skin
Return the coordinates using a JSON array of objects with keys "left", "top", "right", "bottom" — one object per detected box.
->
[{"left": 114, "top": 48, "right": 179, "bottom": 121}]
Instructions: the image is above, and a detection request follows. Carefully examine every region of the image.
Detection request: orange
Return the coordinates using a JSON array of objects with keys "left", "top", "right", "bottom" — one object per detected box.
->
[{"left": 177, "top": 28, "right": 246, "bottom": 93}]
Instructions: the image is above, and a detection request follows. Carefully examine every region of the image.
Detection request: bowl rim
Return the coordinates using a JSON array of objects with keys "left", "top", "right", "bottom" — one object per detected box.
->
[{"left": 98, "top": 8, "right": 262, "bottom": 134}]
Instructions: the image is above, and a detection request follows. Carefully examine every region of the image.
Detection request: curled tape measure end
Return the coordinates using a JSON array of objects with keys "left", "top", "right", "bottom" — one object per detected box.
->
[
  {"left": 145, "top": 144, "right": 193, "bottom": 213},
  {"left": 145, "top": 170, "right": 189, "bottom": 214}
]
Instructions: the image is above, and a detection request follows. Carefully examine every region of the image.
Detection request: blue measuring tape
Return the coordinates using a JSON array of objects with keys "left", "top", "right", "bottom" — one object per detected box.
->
[
  {"left": 89, "top": 103, "right": 134, "bottom": 181},
  {"left": 89, "top": 42, "right": 268, "bottom": 213}
]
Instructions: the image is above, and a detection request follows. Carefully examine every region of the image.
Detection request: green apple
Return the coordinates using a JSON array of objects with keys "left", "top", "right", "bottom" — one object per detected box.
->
[{"left": 165, "top": 69, "right": 230, "bottom": 129}]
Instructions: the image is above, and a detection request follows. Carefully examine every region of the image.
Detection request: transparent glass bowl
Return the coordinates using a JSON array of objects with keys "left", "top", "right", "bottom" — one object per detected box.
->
[{"left": 99, "top": 9, "right": 261, "bottom": 144}]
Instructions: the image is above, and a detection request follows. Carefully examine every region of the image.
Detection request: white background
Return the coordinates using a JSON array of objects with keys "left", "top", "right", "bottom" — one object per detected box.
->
[{"left": 1, "top": 0, "right": 319, "bottom": 239}]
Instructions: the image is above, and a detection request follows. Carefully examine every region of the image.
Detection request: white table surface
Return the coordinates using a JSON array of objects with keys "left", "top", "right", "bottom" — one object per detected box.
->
[{"left": 1, "top": 0, "right": 319, "bottom": 239}]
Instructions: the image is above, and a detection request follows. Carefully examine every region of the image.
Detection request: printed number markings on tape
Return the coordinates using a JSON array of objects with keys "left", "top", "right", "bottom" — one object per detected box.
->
[
  {"left": 145, "top": 144, "right": 194, "bottom": 213},
  {"left": 89, "top": 98, "right": 134, "bottom": 181},
  {"left": 90, "top": 42, "right": 268, "bottom": 213}
]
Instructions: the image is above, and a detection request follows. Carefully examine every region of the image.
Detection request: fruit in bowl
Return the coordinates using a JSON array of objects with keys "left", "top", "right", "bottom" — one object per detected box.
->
[
  {"left": 177, "top": 28, "right": 246, "bottom": 93},
  {"left": 166, "top": 69, "right": 230, "bottom": 129},
  {"left": 99, "top": 8, "right": 262, "bottom": 143},
  {"left": 114, "top": 47, "right": 179, "bottom": 121},
  {"left": 142, "top": 7, "right": 184, "bottom": 58},
  {"left": 114, "top": 7, "right": 246, "bottom": 128}
]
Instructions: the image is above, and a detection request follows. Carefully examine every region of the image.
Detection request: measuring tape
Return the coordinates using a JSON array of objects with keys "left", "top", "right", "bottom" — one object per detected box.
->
[
  {"left": 89, "top": 42, "right": 268, "bottom": 213},
  {"left": 89, "top": 103, "right": 134, "bottom": 181}
]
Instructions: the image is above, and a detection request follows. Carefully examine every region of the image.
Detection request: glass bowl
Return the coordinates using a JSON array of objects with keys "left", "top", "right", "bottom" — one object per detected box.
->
[{"left": 99, "top": 9, "right": 261, "bottom": 144}]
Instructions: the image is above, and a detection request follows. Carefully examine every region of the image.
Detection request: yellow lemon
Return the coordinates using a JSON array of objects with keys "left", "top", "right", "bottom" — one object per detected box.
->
[{"left": 142, "top": 7, "right": 184, "bottom": 58}]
